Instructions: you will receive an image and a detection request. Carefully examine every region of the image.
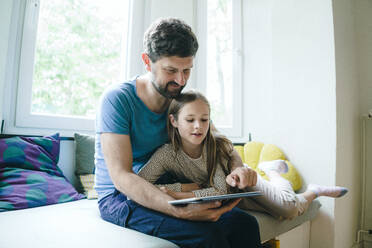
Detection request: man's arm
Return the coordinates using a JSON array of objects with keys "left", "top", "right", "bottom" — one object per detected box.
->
[
  {"left": 101, "top": 132, "right": 241, "bottom": 221},
  {"left": 101, "top": 133, "right": 175, "bottom": 212}
]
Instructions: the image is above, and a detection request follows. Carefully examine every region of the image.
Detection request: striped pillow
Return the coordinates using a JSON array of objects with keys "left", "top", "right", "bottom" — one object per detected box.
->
[{"left": 0, "top": 134, "right": 85, "bottom": 211}]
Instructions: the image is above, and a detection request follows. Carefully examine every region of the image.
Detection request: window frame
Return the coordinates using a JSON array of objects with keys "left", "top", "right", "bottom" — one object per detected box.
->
[
  {"left": 195, "top": 0, "right": 243, "bottom": 138},
  {"left": 5, "top": 0, "right": 133, "bottom": 136},
  {"left": 3, "top": 0, "right": 243, "bottom": 138}
]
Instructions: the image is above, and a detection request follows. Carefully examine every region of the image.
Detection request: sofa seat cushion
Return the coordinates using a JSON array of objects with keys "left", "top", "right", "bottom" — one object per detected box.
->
[
  {"left": 0, "top": 199, "right": 177, "bottom": 248},
  {"left": 0, "top": 197, "right": 320, "bottom": 247},
  {"left": 250, "top": 200, "right": 321, "bottom": 242}
]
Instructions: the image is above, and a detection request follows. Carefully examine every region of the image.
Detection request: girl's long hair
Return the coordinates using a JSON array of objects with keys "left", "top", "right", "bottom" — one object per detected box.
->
[{"left": 167, "top": 90, "right": 233, "bottom": 187}]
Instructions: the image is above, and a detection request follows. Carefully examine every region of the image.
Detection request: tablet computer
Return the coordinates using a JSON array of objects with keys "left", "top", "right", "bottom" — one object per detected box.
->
[{"left": 168, "top": 191, "right": 263, "bottom": 206}]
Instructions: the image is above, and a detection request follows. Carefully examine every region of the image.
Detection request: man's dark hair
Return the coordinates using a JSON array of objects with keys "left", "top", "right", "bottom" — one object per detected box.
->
[{"left": 143, "top": 18, "right": 199, "bottom": 62}]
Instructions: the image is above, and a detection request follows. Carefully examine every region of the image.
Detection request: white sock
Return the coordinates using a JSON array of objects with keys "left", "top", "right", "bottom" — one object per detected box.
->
[
  {"left": 307, "top": 184, "right": 348, "bottom": 198},
  {"left": 258, "top": 160, "right": 289, "bottom": 174}
]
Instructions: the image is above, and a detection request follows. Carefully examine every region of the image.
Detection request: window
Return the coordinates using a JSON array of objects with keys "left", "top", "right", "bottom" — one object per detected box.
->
[
  {"left": 15, "top": 0, "right": 130, "bottom": 132},
  {"left": 6, "top": 0, "right": 243, "bottom": 137},
  {"left": 196, "top": 0, "right": 242, "bottom": 137}
]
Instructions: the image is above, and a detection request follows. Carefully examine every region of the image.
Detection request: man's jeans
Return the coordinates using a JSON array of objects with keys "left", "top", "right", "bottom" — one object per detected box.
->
[{"left": 98, "top": 190, "right": 262, "bottom": 248}]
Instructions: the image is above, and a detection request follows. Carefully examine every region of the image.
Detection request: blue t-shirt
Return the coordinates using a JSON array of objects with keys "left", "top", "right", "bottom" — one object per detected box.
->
[{"left": 94, "top": 77, "right": 168, "bottom": 199}]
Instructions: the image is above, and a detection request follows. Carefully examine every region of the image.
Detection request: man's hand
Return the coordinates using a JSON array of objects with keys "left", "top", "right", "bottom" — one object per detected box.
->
[
  {"left": 174, "top": 198, "right": 241, "bottom": 222},
  {"left": 226, "top": 166, "right": 257, "bottom": 189}
]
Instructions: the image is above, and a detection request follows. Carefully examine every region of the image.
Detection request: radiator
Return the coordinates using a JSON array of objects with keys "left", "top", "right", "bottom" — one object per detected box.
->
[{"left": 360, "top": 116, "right": 372, "bottom": 246}]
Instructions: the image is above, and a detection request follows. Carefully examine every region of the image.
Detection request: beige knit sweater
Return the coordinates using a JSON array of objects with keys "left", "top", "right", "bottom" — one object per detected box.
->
[{"left": 138, "top": 143, "right": 230, "bottom": 197}]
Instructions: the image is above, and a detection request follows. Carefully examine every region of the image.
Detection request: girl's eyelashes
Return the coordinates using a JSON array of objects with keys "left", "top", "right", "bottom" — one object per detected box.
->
[{"left": 185, "top": 118, "right": 209, "bottom": 123}]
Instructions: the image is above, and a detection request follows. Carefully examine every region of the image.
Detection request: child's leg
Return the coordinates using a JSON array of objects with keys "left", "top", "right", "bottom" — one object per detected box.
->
[
  {"left": 258, "top": 160, "right": 349, "bottom": 199},
  {"left": 244, "top": 175, "right": 306, "bottom": 219},
  {"left": 257, "top": 160, "right": 293, "bottom": 193},
  {"left": 245, "top": 160, "right": 349, "bottom": 219},
  {"left": 258, "top": 160, "right": 289, "bottom": 174},
  {"left": 294, "top": 184, "right": 348, "bottom": 216},
  {"left": 299, "top": 190, "right": 317, "bottom": 204},
  {"left": 242, "top": 161, "right": 308, "bottom": 219},
  {"left": 302, "top": 184, "right": 348, "bottom": 199}
]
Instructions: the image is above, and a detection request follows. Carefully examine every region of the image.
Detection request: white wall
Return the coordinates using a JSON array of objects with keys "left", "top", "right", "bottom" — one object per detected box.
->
[
  {"left": 243, "top": 0, "right": 339, "bottom": 247},
  {"left": 333, "top": 0, "right": 361, "bottom": 247},
  {"left": 0, "top": 0, "right": 13, "bottom": 122},
  {"left": 356, "top": 0, "right": 372, "bottom": 116},
  {"left": 242, "top": 1, "right": 367, "bottom": 247}
]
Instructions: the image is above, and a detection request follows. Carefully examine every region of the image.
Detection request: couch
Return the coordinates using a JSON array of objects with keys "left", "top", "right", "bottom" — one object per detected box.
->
[{"left": 0, "top": 134, "right": 321, "bottom": 248}]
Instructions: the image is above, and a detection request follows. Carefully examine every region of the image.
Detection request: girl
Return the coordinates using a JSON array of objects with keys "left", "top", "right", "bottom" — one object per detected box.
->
[{"left": 138, "top": 90, "right": 348, "bottom": 219}]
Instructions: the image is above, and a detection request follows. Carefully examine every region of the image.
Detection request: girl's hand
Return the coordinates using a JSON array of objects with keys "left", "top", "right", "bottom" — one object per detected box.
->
[
  {"left": 160, "top": 187, "right": 195, "bottom": 199},
  {"left": 226, "top": 165, "right": 257, "bottom": 189},
  {"left": 181, "top": 183, "right": 200, "bottom": 192}
]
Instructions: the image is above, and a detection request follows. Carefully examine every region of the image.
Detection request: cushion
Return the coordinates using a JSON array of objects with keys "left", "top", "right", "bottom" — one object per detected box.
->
[
  {"left": 0, "top": 134, "right": 85, "bottom": 211},
  {"left": 237, "top": 141, "right": 302, "bottom": 191},
  {"left": 233, "top": 145, "right": 245, "bottom": 161},
  {"left": 79, "top": 174, "right": 98, "bottom": 199},
  {"left": 74, "top": 133, "right": 97, "bottom": 199},
  {"left": 74, "top": 133, "right": 95, "bottom": 175}
]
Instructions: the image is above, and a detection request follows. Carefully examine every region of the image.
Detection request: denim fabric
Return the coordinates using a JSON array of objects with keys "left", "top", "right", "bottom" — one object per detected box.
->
[{"left": 99, "top": 190, "right": 262, "bottom": 248}]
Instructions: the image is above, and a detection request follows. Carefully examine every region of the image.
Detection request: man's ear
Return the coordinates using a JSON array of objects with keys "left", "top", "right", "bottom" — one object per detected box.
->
[
  {"left": 169, "top": 114, "right": 178, "bottom": 128},
  {"left": 142, "top": 53, "right": 152, "bottom": 72}
]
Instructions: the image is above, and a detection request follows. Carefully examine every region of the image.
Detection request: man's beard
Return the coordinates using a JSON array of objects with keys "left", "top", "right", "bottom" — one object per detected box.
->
[{"left": 152, "top": 80, "right": 184, "bottom": 99}]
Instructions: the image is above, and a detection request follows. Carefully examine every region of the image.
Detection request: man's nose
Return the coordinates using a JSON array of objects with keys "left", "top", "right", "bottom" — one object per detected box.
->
[{"left": 175, "top": 72, "right": 186, "bottom": 86}]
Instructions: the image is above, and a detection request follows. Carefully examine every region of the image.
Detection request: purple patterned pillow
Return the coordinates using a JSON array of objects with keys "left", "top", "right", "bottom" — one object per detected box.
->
[{"left": 0, "top": 134, "right": 85, "bottom": 211}]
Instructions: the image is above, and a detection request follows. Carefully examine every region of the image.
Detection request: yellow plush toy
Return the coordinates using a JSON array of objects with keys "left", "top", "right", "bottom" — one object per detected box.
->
[{"left": 234, "top": 141, "right": 302, "bottom": 192}]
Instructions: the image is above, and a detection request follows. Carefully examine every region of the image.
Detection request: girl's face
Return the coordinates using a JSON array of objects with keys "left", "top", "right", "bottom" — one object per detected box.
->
[{"left": 170, "top": 99, "right": 210, "bottom": 149}]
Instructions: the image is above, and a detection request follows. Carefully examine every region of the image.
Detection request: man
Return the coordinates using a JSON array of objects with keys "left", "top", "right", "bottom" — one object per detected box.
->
[{"left": 95, "top": 17, "right": 261, "bottom": 247}]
